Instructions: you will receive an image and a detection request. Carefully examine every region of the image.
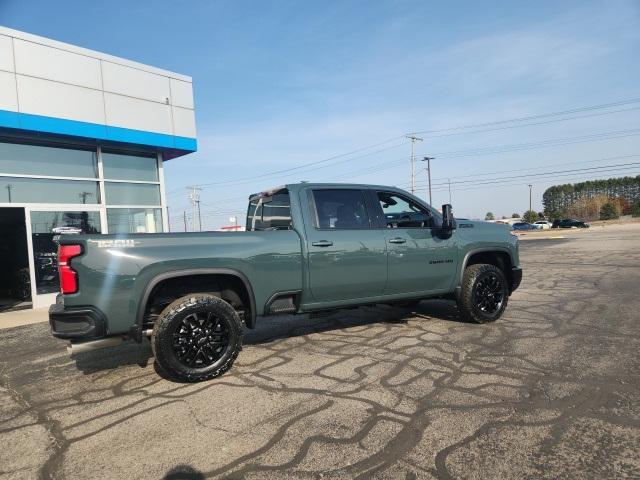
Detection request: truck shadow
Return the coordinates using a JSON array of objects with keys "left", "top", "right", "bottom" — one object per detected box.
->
[
  {"left": 244, "top": 299, "right": 463, "bottom": 346},
  {"left": 73, "top": 299, "right": 463, "bottom": 377}
]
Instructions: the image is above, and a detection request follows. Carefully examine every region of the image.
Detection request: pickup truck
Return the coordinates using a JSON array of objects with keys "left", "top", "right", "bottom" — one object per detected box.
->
[{"left": 49, "top": 183, "right": 522, "bottom": 382}]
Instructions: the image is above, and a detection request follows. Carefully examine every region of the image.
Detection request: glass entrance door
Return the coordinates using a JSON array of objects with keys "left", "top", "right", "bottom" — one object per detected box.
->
[{"left": 0, "top": 207, "right": 31, "bottom": 311}]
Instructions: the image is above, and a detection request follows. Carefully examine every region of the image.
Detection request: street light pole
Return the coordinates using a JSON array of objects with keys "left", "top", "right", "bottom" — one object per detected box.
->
[
  {"left": 421, "top": 156, "right": 435, "bottom": 205},
  {"left": 528, "top": 184, "right": 532, "bottom": 217}
]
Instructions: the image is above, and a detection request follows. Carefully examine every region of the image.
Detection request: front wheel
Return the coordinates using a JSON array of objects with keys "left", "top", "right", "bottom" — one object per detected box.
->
[
  {"left": 457, "top": 264, "right": 508, "bottom": 324},
  {"left": 152, "top": 294, "right": 243, "bottom": 382}
]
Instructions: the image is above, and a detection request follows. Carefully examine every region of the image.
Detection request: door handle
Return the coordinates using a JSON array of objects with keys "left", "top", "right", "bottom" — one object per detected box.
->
[
  {"left": 389, "top": 237, "right": 406, "bottom": 244},
  {"left": 312, "top": 240, "right": 333, "bottom": 247}
]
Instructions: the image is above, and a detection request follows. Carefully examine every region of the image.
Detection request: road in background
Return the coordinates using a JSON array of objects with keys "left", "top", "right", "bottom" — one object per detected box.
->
[{"left": 1, "top": 226, "right": 639, "bottom": 479}]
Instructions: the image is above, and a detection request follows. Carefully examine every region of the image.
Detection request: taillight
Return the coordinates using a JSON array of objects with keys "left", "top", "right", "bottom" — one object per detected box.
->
[{"left": 58, "top": 244, "right": 82, "bottom": 294}]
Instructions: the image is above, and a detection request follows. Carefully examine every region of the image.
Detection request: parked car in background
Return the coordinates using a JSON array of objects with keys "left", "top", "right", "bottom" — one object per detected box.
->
[
  {"left": 512, "top": 222, "right": 536, "bottom": 231},
  {"left": 552, "top": 219, "right": 590, "bottom": 229},
  {"left": 534, "top": 220, "right": 552, "bottom": 229}
]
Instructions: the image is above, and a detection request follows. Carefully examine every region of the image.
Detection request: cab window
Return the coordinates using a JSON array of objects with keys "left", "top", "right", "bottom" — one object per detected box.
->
[
  {"left": 246, "top": 190, "right": 292, "bottom": 231},
  {"left": 377, "top": 192, "right": 435, "bottom": 228},
  {"left": 312, "top": 189, "right": 371, "bottom": 229}
]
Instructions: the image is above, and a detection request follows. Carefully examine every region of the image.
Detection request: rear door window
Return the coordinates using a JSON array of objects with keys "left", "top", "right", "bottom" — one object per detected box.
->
[
  {"left": 312, "top": 189, "right": 371, "bottom": 229},
  {"left": 246, "top": 190, "right": 292, "bottom": 231}
]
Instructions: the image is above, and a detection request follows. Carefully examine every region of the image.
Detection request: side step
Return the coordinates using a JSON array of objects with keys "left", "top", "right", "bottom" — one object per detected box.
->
[{"left": 267, "top": 293, "right": 299, "bottom": 315}]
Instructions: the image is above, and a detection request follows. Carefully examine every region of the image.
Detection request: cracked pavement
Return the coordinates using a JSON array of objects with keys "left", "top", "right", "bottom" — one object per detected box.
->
[{"left": 1, "top": 225, "right": 639, "bottom": 479}]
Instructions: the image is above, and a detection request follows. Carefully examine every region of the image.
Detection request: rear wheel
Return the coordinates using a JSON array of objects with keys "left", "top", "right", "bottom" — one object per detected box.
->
[
  {"left": 457, "top": 264, "right": 508, "bottom": 324},
  {"left": 152, "top": 294, "right": 243, "bottom": 382}
]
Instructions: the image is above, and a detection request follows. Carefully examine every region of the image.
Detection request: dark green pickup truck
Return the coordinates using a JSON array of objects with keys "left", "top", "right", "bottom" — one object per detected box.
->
[{"left": 50, "top": 183, "right": 522, "bottom": 382}]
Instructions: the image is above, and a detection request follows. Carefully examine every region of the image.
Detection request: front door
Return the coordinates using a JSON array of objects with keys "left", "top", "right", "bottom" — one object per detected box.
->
[
  {"left": 305, "top": 188, "right": 387, "bottom": 303},
  {"left": 373, "top": 191, "right": 458, "bottom": 295}
]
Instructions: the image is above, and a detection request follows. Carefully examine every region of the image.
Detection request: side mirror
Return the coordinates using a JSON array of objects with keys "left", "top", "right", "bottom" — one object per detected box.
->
[{"left": 441, "top": 204, "right": 455, "bottom": 231}]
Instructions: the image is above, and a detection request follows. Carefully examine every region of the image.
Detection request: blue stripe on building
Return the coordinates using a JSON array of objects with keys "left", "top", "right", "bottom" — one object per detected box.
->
[{"left": 0, "top": 109, "right": 197, "bottom": 155}]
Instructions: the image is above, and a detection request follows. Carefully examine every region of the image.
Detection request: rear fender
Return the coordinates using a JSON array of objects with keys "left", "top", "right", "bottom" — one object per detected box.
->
[{"left": 132, "top": 268, "right": 257, "bottom": 342}]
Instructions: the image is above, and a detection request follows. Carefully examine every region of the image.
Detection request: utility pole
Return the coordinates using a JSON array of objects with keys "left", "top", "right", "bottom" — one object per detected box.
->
[
  {"left": 79, "top": 191, "right": 93, "bottom": 204},
  {"left": 528, "top": 184, "right": 532, "bottom": 216},
  {"left": 406, "top": 135, "right": 423, "bottom": 194},
  {"left": 187, "top": 186, "right": 202, "bottom": 232},
  {"left": 6, "top": 184, "right": 12, "bottom": 203},
  {"left": 196, "top": 199, "right": 202, "bottom": 232},
  {"left": 183, "top": 210, "right": 187, "bottom": 232},
  {"left": 421, "top": 156, "right": 435, "bottom": 205},
  {"left": 448, "top": 178, "right": 452, "bottom": 204}
]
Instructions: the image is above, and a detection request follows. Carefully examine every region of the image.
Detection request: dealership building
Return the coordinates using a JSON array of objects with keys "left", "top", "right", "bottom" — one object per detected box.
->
[{"left": 0, "top": 26, "right": 197, "bottom": 310}]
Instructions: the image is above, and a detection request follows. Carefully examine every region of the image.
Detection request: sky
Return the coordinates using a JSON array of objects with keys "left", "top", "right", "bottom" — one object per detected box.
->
[{"left": 2, "top": 0, "right": 639, "bottom": 229}]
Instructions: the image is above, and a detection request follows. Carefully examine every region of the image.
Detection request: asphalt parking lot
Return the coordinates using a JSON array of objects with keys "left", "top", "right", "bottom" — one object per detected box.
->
[{"left": 1, "top": 225, "right": 639, "bottom": 479}]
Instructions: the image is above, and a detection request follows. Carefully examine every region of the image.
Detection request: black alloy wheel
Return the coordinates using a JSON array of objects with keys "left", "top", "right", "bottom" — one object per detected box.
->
[
  {"left": 152, "top": 294, "right": 243, "bottom": 382},
  {"left": 172, "top": 311, "right": 230, "bottom": 368},
  {"left": 472, "top": 272, "right": 505, "bottom": 315},
  {"left": 457, "top": 263, "right": 509, "bottom": 324}
]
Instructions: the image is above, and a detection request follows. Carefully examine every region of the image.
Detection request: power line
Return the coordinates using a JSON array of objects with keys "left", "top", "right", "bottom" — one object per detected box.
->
[
  {"left": 334, "top": 129, "right": 640, "bottom": 182},
  {"left": 414, "top": 105, "right": 640, "bottom": 140},
  {"left": 425, "top": 153, "right": 640, "bottom": 184},
  {"left": 419, "top": 160, "right": 640, "bottom": 189},
  {"left": 165, "top": 96, "right": 640, "bottom": 194},
  {"left": 411, "top": 97, "right": 640, "bottom": 135},
  {"left": 418, "top": 165, "right": 640, "bottom": 194}
]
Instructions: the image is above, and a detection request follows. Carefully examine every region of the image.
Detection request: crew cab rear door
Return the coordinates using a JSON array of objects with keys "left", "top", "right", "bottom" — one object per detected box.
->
[
  {"left": 303, "top": 187, "right": 387, "bottom": 302},
  {"left": 371, "top": 190, "right": 458, "bottom": 295}
]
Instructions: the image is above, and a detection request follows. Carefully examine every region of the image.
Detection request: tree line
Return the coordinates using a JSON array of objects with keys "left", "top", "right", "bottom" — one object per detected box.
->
[{"left": 542, "top": 175, "right": 640, "bottom": 220}]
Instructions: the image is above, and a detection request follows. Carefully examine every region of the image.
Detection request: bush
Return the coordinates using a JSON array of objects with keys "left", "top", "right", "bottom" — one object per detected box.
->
[
  {"left": 632, "top": 199, "right": 640, "bottom": 217},
  {"left": 484, "top": 212, "right": 495, "bottom": 221},
  {"left": 523, "top": 210, "right": 538, "bottom": 223},
  {"left": 599, "top": 202, "right": 619, "bottom": 220}
]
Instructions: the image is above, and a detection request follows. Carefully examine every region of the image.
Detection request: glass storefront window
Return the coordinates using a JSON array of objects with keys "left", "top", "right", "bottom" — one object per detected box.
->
[
  {"left": 30, "top": 211, "right": 101, "bottom": 294},
  {"left": 102, "top": 151, "right": 159, "bottom": 182},
  {"left": 104, "top": 182, "right": 160, "bottom": 206},
  {"left": 0, "top": 142, "right": 98, "bottom": 178},
  {"left": 0, "top": 177, "right": 100, "bottom": 204},
  {"left": 107, "top": 208, "right": 163, "bottom": 234}
]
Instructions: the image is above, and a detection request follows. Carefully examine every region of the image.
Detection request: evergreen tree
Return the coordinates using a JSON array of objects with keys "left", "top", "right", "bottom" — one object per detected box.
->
[{"left": 599, "top": 202, "right": 619, "bottom": 220}]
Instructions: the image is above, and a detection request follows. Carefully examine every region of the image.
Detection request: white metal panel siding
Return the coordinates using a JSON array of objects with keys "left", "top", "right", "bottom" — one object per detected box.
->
[
  {"left": 172, "top": 106, "right": 197, "bottom": 138},
  {"left": 0, "top": 71, "right": 18, "bottom": 111},
  {"left": 17, "top": 75, "right": 105, "bottom": 124},
  {"left": 0, "top": 35, "right": 14, "bottom": 72},
  {"left": 170, "top": 78, "right": 194, "bottom": 109},
  {"left": 13, "top": 39, "right": 102, "bottom": 90},
  {"left": 104, "top": 92, "right": 173, "bottom": 134},
  {"left": 102, "top": 61, "right": 171, "bottom": 104},
  {"left": 0, "top": 27, "right": 196, "bottom": 144}
]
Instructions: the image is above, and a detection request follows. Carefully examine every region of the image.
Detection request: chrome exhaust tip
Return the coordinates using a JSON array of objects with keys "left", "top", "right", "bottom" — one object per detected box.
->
[
  {"left": 67, "top": 330, "right": 153, "bottom": 357},
  {"left": 67, "top": 336, "right": 125, "bottom": 357}
]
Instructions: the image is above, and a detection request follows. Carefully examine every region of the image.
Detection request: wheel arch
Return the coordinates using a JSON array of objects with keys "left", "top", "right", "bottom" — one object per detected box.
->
[
  {"left": 458, "top": 247, "right": 515, "bottom": 293},
  {"left": 134, "top": 268, "right": 257, "bottom": 341}
]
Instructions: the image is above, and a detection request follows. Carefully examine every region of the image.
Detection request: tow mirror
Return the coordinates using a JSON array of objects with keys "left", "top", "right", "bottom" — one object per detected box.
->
[{"left": 441, "top": 204, "right": 455, "bottom": 232}]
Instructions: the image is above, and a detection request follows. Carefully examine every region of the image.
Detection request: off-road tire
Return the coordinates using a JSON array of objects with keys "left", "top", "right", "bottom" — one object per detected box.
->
[
  {"left": 457, "top": 263, "right": 508, "bottom": 324},
  {"left": 152, "top": 294, "right": 243, "bottom": 382}
]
